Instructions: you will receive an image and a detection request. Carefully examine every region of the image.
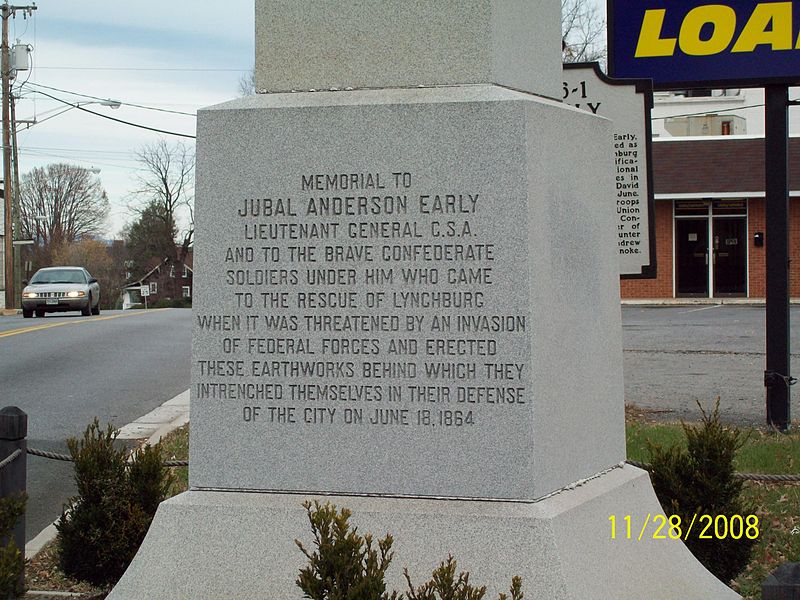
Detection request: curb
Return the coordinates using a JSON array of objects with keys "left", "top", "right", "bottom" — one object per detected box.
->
[{"left": 24, "top": 390, "right": 191, "bottom": 560}]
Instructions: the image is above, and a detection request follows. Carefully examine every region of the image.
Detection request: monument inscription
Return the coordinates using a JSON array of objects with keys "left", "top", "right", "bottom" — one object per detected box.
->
[{"left": 196, "top": 170, "right": 526, "bottom": 434}]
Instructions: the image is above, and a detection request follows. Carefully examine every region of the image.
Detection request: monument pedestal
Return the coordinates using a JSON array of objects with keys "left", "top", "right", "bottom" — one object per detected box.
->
[
  {"left": 108, "top": 465, "right": 737, "bottom": 599},
  {"left": 107, "top": 85, "right": 740, "bottom": 599}
]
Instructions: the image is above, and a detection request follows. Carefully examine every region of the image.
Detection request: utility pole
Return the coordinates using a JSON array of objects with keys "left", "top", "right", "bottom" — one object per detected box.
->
[
  {"left": 10, "top": 91, "right": 20, "bottom": 303},
  {"left": 1, "top": 2, "right": 35, "bottom": 310}
]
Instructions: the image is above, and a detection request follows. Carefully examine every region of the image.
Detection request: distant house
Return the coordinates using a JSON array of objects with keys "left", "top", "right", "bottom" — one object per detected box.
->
[{"left": 122, "top": 252, "right": 193, "bottom": 309}]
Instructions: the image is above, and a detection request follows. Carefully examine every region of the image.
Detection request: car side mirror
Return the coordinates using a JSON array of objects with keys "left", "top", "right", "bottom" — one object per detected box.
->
[{"left": 88, "top": 278, "right": 98, "bottom": 284}]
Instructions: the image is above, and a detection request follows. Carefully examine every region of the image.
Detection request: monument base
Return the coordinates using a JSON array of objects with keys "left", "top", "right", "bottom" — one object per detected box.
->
[{"left": 108, "top": 466, "right": 738, "bottom": 599}]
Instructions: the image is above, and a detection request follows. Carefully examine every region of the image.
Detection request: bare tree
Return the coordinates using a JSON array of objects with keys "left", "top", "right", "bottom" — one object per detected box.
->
[
  {"left": 562, "top": 0, "right": 606, "bottom": 65},
  {"left": 130, "top": 139, "right": 194, "bottom": 297},
  {"left": 132, "top": 139, "right": 194, "bottom": 253},
  {"left": 18, "top": 163, "right": 109, "bottom": 262},
  {"left": 238, "top": 68, "right": 256, "bottom": 96},
  {"left": 52, "top": 239, "right": 125, "bottom": 309}
]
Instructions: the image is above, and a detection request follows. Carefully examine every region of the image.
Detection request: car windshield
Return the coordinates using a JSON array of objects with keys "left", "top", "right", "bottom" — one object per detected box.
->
[{"left": 30, "top": 269, "right": 87, "bottom": 284}]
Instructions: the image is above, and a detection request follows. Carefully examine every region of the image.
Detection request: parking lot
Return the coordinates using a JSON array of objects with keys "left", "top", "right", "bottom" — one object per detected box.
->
[{"left": 622, "top": 304, "right": 799, "bottom": 427}]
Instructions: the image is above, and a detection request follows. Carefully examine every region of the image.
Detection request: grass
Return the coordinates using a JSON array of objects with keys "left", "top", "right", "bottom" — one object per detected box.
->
[
  {"left": 626, "top": 407, "right": 800, "bottom": 600},
  {"left": 627, "top": 420, "right": 800, "bottom": 474},
  {"left": 158, "top": 424, "right": 189, "bottom": 495}
]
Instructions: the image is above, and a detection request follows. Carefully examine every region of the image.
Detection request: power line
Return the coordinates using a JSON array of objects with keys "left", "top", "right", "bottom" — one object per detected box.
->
[
  {"left": 29, "top": 88, "right": 196, "bottom": 139},
  {"left": 26, "top": 82, "right": 197, "bottom": 117}
]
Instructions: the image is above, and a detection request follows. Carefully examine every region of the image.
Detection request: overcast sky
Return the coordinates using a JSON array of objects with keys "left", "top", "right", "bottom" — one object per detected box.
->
[{"left": 13, "top": 0, "right": 255, "bottom": 237}]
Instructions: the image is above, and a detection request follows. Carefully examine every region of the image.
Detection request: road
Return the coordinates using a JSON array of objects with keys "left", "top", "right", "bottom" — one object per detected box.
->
[
  {"left": 0, "top": 309, "right": 192, "bottom": 542},
  {"left": 622, "top": 304, "right": 800, "bottom": 426}
]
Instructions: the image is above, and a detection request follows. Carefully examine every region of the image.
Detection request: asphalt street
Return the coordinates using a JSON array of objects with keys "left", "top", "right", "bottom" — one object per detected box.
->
[
  {"left": 622, "top": 304, "right": 800, "bottom": 426},
  {"left": 0, "top": 308, "right": 192, "bottom": 541}
]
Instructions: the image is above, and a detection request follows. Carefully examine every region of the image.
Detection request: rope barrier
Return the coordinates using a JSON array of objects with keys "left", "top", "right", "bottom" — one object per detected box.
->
[
  {"left": 625, "top": 459, "right": 800, "bottom": 482},
  {"left": 17, "top": 449, "right": 800, "bottom": 482},
  {"left": 26, "top": 447, "right": 188, "bottom": 467},
  {"left": 26, "top": 447, "right": 72, "bottom": 462},
  {"left": 0, "top": 449, "right": 22, "bottom": 471}
]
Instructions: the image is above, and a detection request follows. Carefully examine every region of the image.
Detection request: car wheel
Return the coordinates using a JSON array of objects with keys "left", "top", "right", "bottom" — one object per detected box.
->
[
  {"left": 91, "top": 301, "right": 100, "bottom": 315},
  {"left": 81, "top": 295, "right": 92, "bottom": 316},
  {"left": 22, "top": 308, "right": 32, "bottom": 318},
  {"left": 35, "top": 309, "right": 45, "bottom": 318}
]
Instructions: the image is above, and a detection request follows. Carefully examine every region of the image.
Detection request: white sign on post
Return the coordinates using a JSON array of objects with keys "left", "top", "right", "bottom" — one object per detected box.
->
[
  {"left": 563, "top": 62, "right": 656, "bottom": 279},
  {"left": 140, "top": 285, "right": 150, "bottom": 297}
]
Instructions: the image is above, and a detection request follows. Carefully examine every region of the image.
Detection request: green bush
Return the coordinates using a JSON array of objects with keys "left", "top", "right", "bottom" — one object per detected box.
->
[
  {"left": 0, "top": 493, "right": 26, "bottom": 599},
  {"left": 404, "top": 557, "right": 522, "bottom": 600},
  {"left": 150, "top": 297, "right": 191, "bottom": 309},
  {"left": 296, "top": 501, "right": 398, "bottom": 600},
  {"left": 646, "top": 400, "right": 756, "bottom": 584},
  {"left": 56, "top": 419, "right": 174, "bottom": 587},
  {"left": 296, "top": 501, "right": 522, "bottom": 600}
]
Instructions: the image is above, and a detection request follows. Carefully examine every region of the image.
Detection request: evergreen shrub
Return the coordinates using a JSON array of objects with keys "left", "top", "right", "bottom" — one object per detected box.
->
[
  {"left": 0, "top": 493, "right": 25, "bottom": 599},
  {"left": 56, "top": 419, "right": 173, "bottom": 587},
  {"left": 296, "top": 501, "right": 523, "bottom": 600},
  {"left": 646, "top": 400, "right": 756, "bottom": 583}
]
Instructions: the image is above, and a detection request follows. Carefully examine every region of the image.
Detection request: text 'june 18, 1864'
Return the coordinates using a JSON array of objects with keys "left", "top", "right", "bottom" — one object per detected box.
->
[{"left": 194, "top": 170, "right": 529, "bottom": 432}]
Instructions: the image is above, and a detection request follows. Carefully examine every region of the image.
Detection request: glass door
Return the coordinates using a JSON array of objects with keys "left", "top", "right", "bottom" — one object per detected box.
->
[
  {"left": 712, "top": 217, "right": 747, "bottom": 297},
  {"left": 676, "top": 218, "right": 709, "bottom": 297}
]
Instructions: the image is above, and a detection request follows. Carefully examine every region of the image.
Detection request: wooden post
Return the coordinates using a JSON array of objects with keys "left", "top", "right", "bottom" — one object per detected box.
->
[{"left": 0, "top": 406, "right": 26, "bottom": 589}]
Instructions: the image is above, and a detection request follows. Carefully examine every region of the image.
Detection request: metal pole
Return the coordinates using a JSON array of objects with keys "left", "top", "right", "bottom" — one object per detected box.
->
[
  {"left": 1, "top": 4, "right": 11, "bottom": 311},
  {"left": 764, "top": 84, "right": 791, "bottom": 431}
]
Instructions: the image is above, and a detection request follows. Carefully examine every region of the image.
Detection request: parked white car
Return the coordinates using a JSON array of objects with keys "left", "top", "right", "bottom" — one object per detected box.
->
[{"left": 21, "top": 266, "right": 101, "bottom": 318}]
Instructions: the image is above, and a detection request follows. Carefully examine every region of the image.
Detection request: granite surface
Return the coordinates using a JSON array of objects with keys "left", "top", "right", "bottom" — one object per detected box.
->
[
  {"left": 190, "top": 86, "right": 625, "bottom": 500},
  {"left": 108, "top": 467, "right": 739, "bottom": 600},
  {"left": 254, "top": 0, "right": 561, "bottom": 100}
]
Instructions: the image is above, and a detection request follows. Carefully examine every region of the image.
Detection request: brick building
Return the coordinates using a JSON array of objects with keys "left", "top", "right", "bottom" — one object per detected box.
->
[{"left": 620, "top": 136, "right": 800, "bottom": 300}]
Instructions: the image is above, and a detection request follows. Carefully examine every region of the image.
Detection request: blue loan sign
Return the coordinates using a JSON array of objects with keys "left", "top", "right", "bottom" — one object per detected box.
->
[{"left": 608, "top": 0, "right": 800, "bottom": 88}]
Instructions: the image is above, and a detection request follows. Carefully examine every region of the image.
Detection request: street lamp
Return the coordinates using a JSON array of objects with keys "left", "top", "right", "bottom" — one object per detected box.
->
[{"left": 16, "top": 98, "right": 121, "bottom": 129}]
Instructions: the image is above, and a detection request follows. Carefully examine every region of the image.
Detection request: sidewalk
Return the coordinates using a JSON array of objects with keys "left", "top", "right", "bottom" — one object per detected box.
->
[{"left": 24, "top": 390, "right": 190, "bottom": 560}]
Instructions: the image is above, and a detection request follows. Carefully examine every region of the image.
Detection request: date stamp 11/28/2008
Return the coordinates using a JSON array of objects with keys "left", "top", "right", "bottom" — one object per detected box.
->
[{"left": 609, "top": 514, "right": 760, "bottom": 542}]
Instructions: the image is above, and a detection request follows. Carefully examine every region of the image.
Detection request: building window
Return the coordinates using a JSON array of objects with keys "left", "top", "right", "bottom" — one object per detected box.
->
[
  {"left": 182, "top": 264, "right": 189, "bottom": 278},
  {"left": 150, "top": 282, "right": 158, "bottom": 295},
  {"left": 169, "top": 264, "right": 175, "bottom": 278},
  {"left": 182, "top": 286, "right": 191, "bottom": 298}
]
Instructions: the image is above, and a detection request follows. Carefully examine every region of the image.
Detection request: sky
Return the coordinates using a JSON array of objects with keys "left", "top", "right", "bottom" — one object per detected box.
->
[{"left": 12, "top": 0, "right": 255, "bottom": 238}]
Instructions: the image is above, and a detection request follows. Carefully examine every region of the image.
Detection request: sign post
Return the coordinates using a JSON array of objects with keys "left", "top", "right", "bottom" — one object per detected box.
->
[
  {"left": 140, "top": 284, "right": 149, "bottom": 310},
  {"left": 764, "top": 84, "right": 793, "bottom": 430},
  {"left": 608, "top": 0, "right": 799, "bottom": 430}
]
